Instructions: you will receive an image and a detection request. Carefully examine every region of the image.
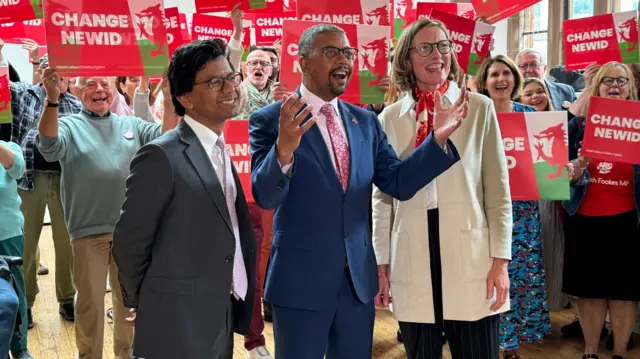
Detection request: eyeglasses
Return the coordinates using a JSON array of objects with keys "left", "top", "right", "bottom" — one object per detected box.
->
[
  {"left": 320, "top": 46, "right": 359, "bottom": 61},
  {"left": 247, "top": 61, "right": 272, "bottom": 68},
  {"left": 518, "top": 63, "right": 542, "bottom": 71},
  {"left": 600, "top": 76, "right": 629, "bottom": 87},
  {"left": 195, "top": 72, "right": 243, "bottom": 92},
  {"left": 410, "top": 41, "right": 452, "bottom": 57}
]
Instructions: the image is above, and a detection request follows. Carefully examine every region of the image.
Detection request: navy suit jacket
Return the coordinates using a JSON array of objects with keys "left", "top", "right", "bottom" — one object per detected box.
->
[
  {"left": 249, "top": 94, "right": 460, "bottom": 311},
  {"left": 545, "top": 79, "right": 577, "bottom": 110}
]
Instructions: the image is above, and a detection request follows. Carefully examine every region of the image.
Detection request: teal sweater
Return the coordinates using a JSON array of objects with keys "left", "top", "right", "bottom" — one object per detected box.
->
[
  {"left": 0, "top": 141, "right": 26, "bottom": 241},
  {"left": 37, "top": 110, "right": 162, "bottom": 240}
]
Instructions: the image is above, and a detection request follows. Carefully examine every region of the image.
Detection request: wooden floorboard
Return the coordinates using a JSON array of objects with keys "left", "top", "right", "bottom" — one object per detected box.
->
[{"left": 29, "top": 226, "right": 640, "bottom": 358}]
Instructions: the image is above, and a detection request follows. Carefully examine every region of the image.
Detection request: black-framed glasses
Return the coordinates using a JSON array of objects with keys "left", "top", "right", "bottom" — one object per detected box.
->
[
  {"left": 194, "top": 72, "right": 243, "bottom": 92},
  {"left": 320, "top": 46, "right": 359, "bottom": 61},
  {"left": 600, "top": 76, "right": 629, "bottom": 87},
  {"left": 247, "top": 60, "right": 272, "bottom": 68},
  {"left": 410, "top": 40, "right": 452, "bottom": 57}
]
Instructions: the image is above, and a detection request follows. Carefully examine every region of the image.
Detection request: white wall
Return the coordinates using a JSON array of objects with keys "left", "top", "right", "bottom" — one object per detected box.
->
[
  {"left": 492, "top": 18, "right": 508, "bottom": 56},
  {"left": 2, "top": 43, "right": 35, "bottom": 84}
]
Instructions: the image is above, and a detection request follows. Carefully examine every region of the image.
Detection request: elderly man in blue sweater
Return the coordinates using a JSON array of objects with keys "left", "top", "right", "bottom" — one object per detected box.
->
[{"left": 35, "top": 68, "right": 178, "bottom": 359}]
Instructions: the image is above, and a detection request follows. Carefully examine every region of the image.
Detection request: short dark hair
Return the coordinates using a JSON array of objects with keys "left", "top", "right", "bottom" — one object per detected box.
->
[
  {"left": 298, "top": 24, "right": 345, "bottom": 58},
  {"left": 168, "top": 39, "right": 232, "bottom": 116}
]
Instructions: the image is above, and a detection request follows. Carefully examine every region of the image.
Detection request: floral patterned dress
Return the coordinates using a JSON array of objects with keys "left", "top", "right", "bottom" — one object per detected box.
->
[{"left": 499, "top": 102, "right": 551, "bottom": 351}]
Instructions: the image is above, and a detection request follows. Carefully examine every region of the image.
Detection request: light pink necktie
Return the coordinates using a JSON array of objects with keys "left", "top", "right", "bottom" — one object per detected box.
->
[
  {"left": 320, "top": 104, "right": 350, "bottom": 192},
  {"left": 216, "top": 137, "right": 248, "bottom": 300}
]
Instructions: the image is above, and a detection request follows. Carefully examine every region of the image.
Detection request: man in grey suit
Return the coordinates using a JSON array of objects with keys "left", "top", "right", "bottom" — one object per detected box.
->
[
  {"left": 515, "top": 49, "right": 577, "bottom": 110},
  {"left": 112, "top": 39, "right": 257, "bottom": 359}
]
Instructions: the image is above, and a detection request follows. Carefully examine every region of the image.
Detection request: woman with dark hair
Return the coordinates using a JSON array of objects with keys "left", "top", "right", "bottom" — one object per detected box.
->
[
  {"left": 372, "top": 18, "right": 512, "bottom": 358},
  {"left": 475, "top": 55, "right": 550, "bottom": 358}
]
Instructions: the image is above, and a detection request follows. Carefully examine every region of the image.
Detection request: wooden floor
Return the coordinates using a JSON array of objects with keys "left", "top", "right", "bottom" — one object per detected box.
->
[{"left": 28, "top": 226, "right": 640, "bottom": 358}]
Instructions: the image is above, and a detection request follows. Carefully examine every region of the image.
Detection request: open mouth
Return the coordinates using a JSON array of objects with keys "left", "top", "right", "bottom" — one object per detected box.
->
[
  {"left": 607, "top": 89, "right": 621, "bottom": 97},
  {"left": 92, "top": 96, "right": 107, "bottom": 104},
  {"left": 331, "top": 68, "right": 350, "bottom": 82},
  {"left": 531, "top": 99, "right": 543, "bottom": 106},
  {"left": 253, "top": 70, "right": 264, "bottom": 80},
  {"left": 495, "top": 84, "right": 509, "bottom": 93},
  {"left": 219, "top": 96, "right": 237, "bottom": 106},
  {"left": 426, "top": 63, "right": 444, "bottom": 72}
]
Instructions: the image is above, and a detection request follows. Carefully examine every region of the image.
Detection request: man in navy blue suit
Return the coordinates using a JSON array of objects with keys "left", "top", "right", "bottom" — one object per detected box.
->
[{"left": 249, "top": 24, "right": 469, "bottom": 358}]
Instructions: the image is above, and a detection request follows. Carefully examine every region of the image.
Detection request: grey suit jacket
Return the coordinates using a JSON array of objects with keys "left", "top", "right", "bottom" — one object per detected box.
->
[
  {"left": 112, "top": 120, "right": 257, "bottom": 359},
  {"left": 545, "top": 79, "right": 577, "bottom": 110}
]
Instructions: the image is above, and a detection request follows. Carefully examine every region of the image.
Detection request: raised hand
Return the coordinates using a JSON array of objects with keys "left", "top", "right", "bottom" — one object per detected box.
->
[
  {"left": 270, "top": 82, "right": 288, "bottom": 102},
  {"left": 275, "top": 94, "right": 317, "bottom": 165},
  {"left": 42, "top": 68, "right": 61, "bottom": 101},
  {"left": 377, "top": 75, "right": 390, "bottom": 92},
  {"left": 21, "top": 39, "right": 39, "bottom": 62},
  {"left": 229, "top": 3, "right": 244, "bottom": 33},
  {"left": 433, "top": 86, "right": 469, "bottom": 147}
]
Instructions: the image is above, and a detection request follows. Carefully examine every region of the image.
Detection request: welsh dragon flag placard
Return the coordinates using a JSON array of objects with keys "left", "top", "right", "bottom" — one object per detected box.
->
[
  {"left": 281, "top": 19, "right": 390, "bottom": 104},
  {"left": 43, "top": 0, "right": 169, "bottom": 76},
  {"left": 429, "top": 10, "right": 495, "bottom": 76},
  {"left": 0, "top": 0, "right": 43, "bottom": 24},
  {"left": 194, "top": 0, "right": 266, "bottom": 13},
  {"left": 497, "top": 112, "right": 570, "bottom": 201},
  {"left": 391, "top": 0, "right": 416, "bottom": 42},
  {"left": 296, "top": 0, "right": 391, "bottom": 26},
  {"left": 0, "top": 66, "right": 10, "bottom": 125}
]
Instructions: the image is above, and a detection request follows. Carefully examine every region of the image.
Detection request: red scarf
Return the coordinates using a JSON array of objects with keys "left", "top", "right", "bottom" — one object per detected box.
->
[{"left": 413, "top": 82, "right": 449, "bottom": 148}]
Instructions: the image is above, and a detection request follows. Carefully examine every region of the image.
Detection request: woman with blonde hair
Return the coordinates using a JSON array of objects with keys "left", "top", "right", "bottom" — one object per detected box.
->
[
  {"left": 372, "top": 18, "right": 512, "bottom": 358},
  {"left": 475, "top": 55, "right": 550, "bottom": 359},
  {"left": 564, "top": 61, "right": 639, "bottom": 359}
]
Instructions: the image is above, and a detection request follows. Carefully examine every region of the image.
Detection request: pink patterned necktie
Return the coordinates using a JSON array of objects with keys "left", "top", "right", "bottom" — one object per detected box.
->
[
  {"left": 320, "top": 104, "right": 350, "bottom": 192},
  {"left": 216, "top": 137, "right": 248, "bottom": 300}
]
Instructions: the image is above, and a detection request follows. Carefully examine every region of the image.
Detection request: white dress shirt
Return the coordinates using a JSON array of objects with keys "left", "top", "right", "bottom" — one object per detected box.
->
[
  {"left": 183, "top": 115, "right": 237, "bottom": 200},
  {"left": 280, "top": 84, "right": 349, "bottom": 174}
]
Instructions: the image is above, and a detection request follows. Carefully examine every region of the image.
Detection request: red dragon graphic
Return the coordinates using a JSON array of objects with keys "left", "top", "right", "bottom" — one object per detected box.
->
[
  {"left": 361, "top": 37, "right": 387, "bottom": 87},
  {"left": 472, "top": 33, "right": 492, "bottom": 65},
  {"left": 365, "top": 5, "right": 390, "bottom": 26},
  {"left": 285, "top": 0, "right": 297, "bottom": 12},
  {"left": 395, "top": 0, "right": 414, "bottom": 29},
  {"left": 460, "top": 10, "right": 475, "bottom": 20},
  {"left": 618, "top": 17, "right": 638, "bottom": 53},
  {"left": 135, "top": 4, "right": 167, "bottom": 57},
  {"left": 0, "top": 74, "right": 9, "bottom": 112},
  {"left": 533, "top": 123, "right": 568, "bottom": 180}
]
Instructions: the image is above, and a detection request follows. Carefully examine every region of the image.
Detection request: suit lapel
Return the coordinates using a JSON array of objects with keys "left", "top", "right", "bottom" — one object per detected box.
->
[
  {"left": 339, "top": 101, "right": 363, "bottom": 192},
  {"left": 177, "top": 121, "right": 234, "bottom": 235}
]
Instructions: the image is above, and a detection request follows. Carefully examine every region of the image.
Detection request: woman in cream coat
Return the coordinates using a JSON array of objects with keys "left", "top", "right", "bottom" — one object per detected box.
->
[{"left": 372, "top": 18, "right": 512, "bottom": 359}]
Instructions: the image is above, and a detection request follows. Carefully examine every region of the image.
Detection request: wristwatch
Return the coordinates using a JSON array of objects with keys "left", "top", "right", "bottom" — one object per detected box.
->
[{"left": 46, "top": 102, "right": 59, "bottom": 108}]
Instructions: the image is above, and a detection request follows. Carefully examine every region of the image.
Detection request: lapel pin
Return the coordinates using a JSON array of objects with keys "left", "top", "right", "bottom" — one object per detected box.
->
[{"left": 352, "top": 118, "right": 358, "bottom": 124}]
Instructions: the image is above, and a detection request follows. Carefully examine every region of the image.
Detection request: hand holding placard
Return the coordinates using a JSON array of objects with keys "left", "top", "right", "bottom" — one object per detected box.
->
[{"left": 42, "top": 68, "right": 61, "bottom": 100}]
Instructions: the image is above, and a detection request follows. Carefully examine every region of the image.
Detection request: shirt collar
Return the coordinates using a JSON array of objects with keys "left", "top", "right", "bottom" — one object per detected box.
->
[
  {"left": 300, "top": 83, "right": 340, "bottom": 117},
  {"left": 399, "top": 81, "right": 460, "bottom": 118},
  {"left": 82, "top": 108, "right": 112, "bottom": 118},
  {"left": 182, "top": 114, "right": 221, "bottom": 151}
]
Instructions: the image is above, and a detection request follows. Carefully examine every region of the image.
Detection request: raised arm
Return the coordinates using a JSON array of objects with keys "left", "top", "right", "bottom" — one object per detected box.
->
[
  {"left": 249, "top": 95, "right": 315, "bottom": 210},
  {"left": 0, "top": 141, "right": 25, "bottom": 179},
  {"left": 36, "top": 68, "right": 69, "bottom": 162},
  {"left": 113, "top": 143, "right": 173, "bottom": 308}
]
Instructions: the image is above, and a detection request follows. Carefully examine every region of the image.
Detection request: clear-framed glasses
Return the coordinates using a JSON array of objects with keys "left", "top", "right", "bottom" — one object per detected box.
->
[
  {"left": 410, "top": 40, "right": 452, "bottom": 57},
  {"left": 320, "top": 46, "right": 359, "bottom": 61},
  {"left": 195, "top": 72, "right": 243, "bottom": 92},
  {"left": 247, "top": 60, "right": 272, "bottom": 68},
  {"left": 600, "top": 76, "right": 629, "bottom": 87},
  {"left": 518, "top": 63, "right": 542, "bottom": 71}
]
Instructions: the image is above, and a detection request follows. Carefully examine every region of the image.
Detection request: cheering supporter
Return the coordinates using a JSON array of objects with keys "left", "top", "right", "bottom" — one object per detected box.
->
[
  {"left": 108, "top": 76, "right": 158, "bottom": 123},
  {"left": 235, "top": 48, "right": 276, "bottom": 119},
  {"left": 516, "top": 76, "right": 571, "bottom": 314},
  {"left": 372, "top": 18, "right": 511, "bottom": 358},
  {"left": 515, "top": 49, "right": 576, "bottom": 110},
  {"left": 563, "top": 61, "right": 639, "bottom": 359},
  {"left": 0, "top": 140, "right": 31, "bottom": 359},
  {"left": 475, "top": 55, "right": 550, "bottom": 358},
  {"left": 0, "top": 41, "right": 81, "bottom": 331},
  {"left": 35, "top": 69, "right": 177, "bottom": 359}
]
